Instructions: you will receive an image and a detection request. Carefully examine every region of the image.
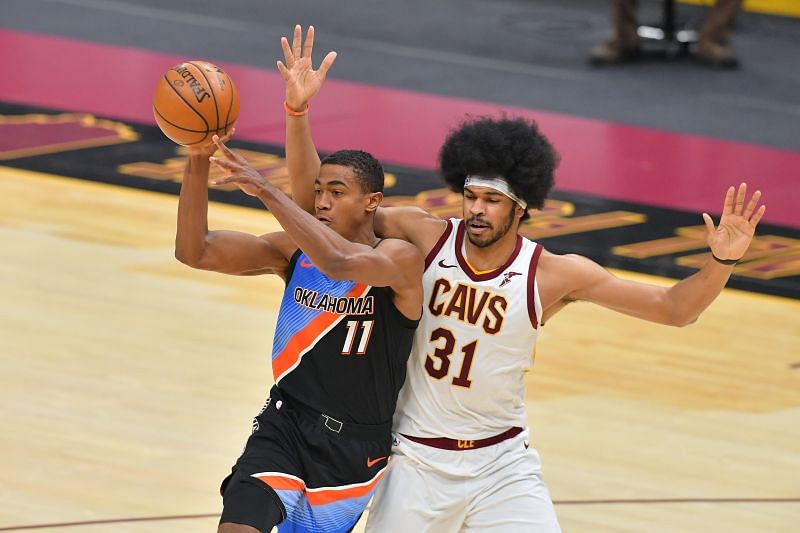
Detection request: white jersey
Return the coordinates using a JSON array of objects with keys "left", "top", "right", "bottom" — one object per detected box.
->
[{"left": 394, "top": 218, "right": 543, "bottom": 440}]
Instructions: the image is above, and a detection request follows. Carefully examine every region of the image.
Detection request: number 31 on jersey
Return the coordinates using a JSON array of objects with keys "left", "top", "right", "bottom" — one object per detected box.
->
[{"left": 424, "top": 327, "right": 476, "bottom": 388}]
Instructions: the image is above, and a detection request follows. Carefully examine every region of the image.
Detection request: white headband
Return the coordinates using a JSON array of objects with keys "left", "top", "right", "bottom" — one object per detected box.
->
[{"left": 463, "top": 175, "right": 527, "bottom": 210}]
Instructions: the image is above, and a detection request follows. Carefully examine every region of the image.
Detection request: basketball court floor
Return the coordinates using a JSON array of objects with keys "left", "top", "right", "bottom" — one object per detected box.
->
[{"left": 1, "top": 1, "right": 799, "bottom": 531}]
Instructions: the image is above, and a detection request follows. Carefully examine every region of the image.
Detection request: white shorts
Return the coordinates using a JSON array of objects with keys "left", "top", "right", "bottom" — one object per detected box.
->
[{"left": 365, "top": 429, "right": 561, "bottom": 532}]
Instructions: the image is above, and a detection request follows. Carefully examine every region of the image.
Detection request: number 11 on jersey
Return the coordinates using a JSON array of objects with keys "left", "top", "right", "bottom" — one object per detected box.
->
[{"left": 341, "top": 320, "right": 374, "bottom": 355}]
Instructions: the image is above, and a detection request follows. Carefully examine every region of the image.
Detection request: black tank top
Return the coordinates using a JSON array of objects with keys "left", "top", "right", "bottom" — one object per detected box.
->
[{"left": 271, "top": 250, "right": 419, "bottom": 425}]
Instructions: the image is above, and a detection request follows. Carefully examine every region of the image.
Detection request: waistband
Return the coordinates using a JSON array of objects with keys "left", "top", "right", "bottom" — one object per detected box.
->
[
  {"left": 274, "top": 386, "right": 392, "bottom": 441},
  {"left": 401, "top": 427, "right": 523, "bottom": 451}
]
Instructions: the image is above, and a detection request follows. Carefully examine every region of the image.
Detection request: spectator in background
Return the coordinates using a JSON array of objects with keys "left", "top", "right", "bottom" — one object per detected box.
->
[{"left": 590, "top": 0, "right": 743, "bottom": 68}]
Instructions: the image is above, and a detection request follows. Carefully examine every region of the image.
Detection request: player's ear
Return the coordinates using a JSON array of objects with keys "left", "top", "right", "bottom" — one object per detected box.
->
[{"left": 365, "top": 191, "right": 383, "bottom": 213}]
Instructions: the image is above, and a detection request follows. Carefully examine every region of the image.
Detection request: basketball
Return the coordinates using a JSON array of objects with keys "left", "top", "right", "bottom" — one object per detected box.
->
[{"left": 152, "top": 61, "right": 239, "bottom": 146}]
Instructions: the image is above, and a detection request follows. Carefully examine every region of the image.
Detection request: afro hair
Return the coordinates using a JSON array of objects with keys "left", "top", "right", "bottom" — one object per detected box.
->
[{"left": 438, "top": 116, "right": 559, "bottom": 212}]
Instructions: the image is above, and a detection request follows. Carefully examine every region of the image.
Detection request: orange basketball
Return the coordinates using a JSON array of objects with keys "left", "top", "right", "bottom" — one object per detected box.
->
[{"left": 152, "top": 61, "right": 239, "bottom": 146}]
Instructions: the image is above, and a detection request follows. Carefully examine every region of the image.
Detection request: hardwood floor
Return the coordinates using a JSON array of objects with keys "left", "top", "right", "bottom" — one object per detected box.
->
[{"left": 2, "top": 167, "right": 797, "bottom": 532}]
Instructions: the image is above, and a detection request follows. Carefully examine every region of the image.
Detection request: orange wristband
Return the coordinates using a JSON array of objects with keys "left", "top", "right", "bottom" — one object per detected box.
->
[{"left": 284, "top": 101, "right": 309, "bottom": 116}]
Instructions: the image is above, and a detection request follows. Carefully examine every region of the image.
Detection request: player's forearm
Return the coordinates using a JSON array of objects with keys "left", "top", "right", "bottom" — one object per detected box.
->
[
  {"left": 255, "top": 184, "right": 362, "bottom": 278},
  {"left": 285, "top": 113, "right": 320, "bottom": 213},
  {"left": 175, "top": 155, "right": 212, "bottom": 266},
  {"left": 665, "top": 257, "right": 734, "bottom": 326}
]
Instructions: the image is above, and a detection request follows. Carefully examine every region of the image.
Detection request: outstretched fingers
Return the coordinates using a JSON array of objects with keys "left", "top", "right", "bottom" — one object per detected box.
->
[
  {"left": 734, "top": 182, "right": 747, "bottom": 215},
  {"left": 702, "top": 213, "right": 716, "bottom": 235},
  {"left": 292, "top": 24, "right": 302, "bottom": 62},
  {"left": 211, "top": 174, "right": 234, "bottom": 185},
  {"left": 318, "top": 51, "right": 337, "bottom": 78},
  {"left": 742, "top": 189, "right": 762, "bottom": 219},
  {"left": 750, "top": 204, "right": 767, "bottom": 227},
  {"left": 212, "top": 135, "right": 243, "bottom": 164},
  {"left": 280, "top": 36, "right": 294, "bottom": 68},
  {"left": 217, "top": 127, "right": 235, "bottom": 145},
  {"left": 209, "top": 155, "right": 240, "bottom": 173},
  {"left": 211, "top": 173, "right": 249, "bottom": 185},
  {"left": 277, "top": 60, "right": 290, "bottom": 80},
  {"left": 722, "top": 185, "right": 735, "bottom": 216},
  {"left": 304, "top": 25, "right": 315, "bottom": 61}
]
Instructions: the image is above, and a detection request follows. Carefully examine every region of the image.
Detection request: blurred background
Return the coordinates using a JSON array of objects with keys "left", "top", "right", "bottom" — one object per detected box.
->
[{"left": 1, "top": 1, "right": 798, "bottom": 531}]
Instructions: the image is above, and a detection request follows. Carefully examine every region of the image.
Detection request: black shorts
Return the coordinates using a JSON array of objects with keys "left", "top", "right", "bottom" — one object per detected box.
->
[{"left": 219, "top": 385, "right": 393, "bottom": 533}]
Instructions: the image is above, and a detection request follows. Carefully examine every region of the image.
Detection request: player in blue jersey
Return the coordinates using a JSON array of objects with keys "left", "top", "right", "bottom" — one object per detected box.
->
[{"left": 174, "top": 131, "right": 423, "bottom": 532}]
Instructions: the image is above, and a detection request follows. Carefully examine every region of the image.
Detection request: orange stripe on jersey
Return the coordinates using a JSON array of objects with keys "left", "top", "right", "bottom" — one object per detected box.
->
[
  {"left": 254, "top": 474, "right": 305, "bottom": 491},
  {"left": 253, "top": 468, "right": 386, "bottom": 506},
  {"left": 306, "top": 468, "right": 386, "bottom": 506},
  {"left": 272, "top": 283, "right": 369, "bottom": 382},
  {"left": 272, "top": 312, "right": 342, "bottom": 381}
]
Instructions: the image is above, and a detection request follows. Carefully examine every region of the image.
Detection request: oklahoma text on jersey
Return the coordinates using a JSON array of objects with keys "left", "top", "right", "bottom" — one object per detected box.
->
[{"left": 293, "top": 286, "right": 375, "bottom": 316}]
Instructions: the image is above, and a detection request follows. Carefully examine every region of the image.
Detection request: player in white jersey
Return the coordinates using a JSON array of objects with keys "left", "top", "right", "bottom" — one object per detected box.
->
[
  {"left": 397, "top": 216, "right": 543, "bottom": 441},
  {"left": 278, "top": 25, "right": 766, "bottom": 532}
]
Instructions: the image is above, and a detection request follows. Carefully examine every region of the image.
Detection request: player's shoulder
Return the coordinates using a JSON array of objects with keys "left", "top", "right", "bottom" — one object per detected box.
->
[
  {"left": 538, "top": 251, "right": 607, "bottom": 293},
  {"left": 538, "top": 250, "right": 601, "bottom": 276},
  {"left": 376, "top": 237, "right": 425, "bottom": 262},
  {"left": 539, "top": 249, "right": 590, "bottom": 264},
  {"left": 256, "top": 231, "right": 299, "bottom": 262}
]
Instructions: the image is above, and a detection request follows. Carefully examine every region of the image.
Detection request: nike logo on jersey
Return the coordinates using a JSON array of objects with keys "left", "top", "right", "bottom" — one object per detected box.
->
[
  {"left": 300, "top": 258, "right": 314, "bottom": 268},
  {"left": 499, "top": 271, "right": 522, "bottom": 287},
  {"left": 366, "top": 456, "right": 387, "bottom": 468},
  {"left": 438, "top": 259, "right": 457, "bottom": 269}
]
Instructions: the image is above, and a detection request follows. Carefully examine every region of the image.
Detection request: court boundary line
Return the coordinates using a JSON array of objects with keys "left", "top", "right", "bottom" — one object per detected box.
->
[
  {"left": 0, "top": 514, "right": 219, "bottom": 531},
  {"left": 2, "top": 499, "right": 799, "bottom": 530},
  {"left": 555, "top": 497, "right": 800, "bottom": 505}
]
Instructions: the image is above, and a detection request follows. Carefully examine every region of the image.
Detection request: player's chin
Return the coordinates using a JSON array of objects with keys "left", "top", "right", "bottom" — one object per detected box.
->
[{"left": 466, "top": 231, "right": 497, "bottom": 248}]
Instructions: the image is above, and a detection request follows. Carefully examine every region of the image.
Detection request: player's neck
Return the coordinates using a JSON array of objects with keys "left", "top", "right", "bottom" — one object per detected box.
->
[{"left": 463, "top": 229, "right": 519, "bottom": 272}]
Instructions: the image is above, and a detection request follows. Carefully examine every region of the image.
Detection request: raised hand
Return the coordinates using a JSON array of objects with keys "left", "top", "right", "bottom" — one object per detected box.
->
[
  {"left": 277, "top": 25, "right": 337, "bottom": 111},
  {"left": 209, "top": 135, "right": 267, "bottom": 197},
  {"left": 702, "top": 182, "right": 766, "bottom": 262}
]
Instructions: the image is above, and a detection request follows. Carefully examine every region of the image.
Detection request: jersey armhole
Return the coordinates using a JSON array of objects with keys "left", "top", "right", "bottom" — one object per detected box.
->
[
  {"left": 423, "top": 219, "right": 454, "bottom": 270},
  {"left": 284, "top": 248, "right": 303, "bottom": 284},
  {"left": 526, "top": 244, "right": 544, "bottom": 329},
  {"left": 383, "top": 289, "right": 422, "bottom": 329}
]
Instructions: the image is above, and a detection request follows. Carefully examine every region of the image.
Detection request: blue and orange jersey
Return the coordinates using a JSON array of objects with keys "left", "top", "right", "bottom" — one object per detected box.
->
[{"left": 272, "top": 250, "right": 419, "bottom": 425}]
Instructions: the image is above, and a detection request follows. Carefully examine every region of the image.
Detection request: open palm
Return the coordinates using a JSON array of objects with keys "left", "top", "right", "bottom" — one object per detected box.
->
[
  {"left": 703, "top": 183, "right": 766, "bottom": 261},
  {"left": 277, "top": 25, "right": 337, "bottom": 110}
]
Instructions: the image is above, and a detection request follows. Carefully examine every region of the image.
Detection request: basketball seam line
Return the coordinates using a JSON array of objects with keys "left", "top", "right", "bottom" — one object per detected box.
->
[
  {"left": 223, "top": 81, "right": 236, "bottom": 135},
  {"left": 188, "top": 61, "right": 220, "bottom": 133},
  {"left": 162, "top": 71, "right": 210, "bottom": 132},
  {"left": 152, "top": 106, "right": 210, "bottom": 136}
]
